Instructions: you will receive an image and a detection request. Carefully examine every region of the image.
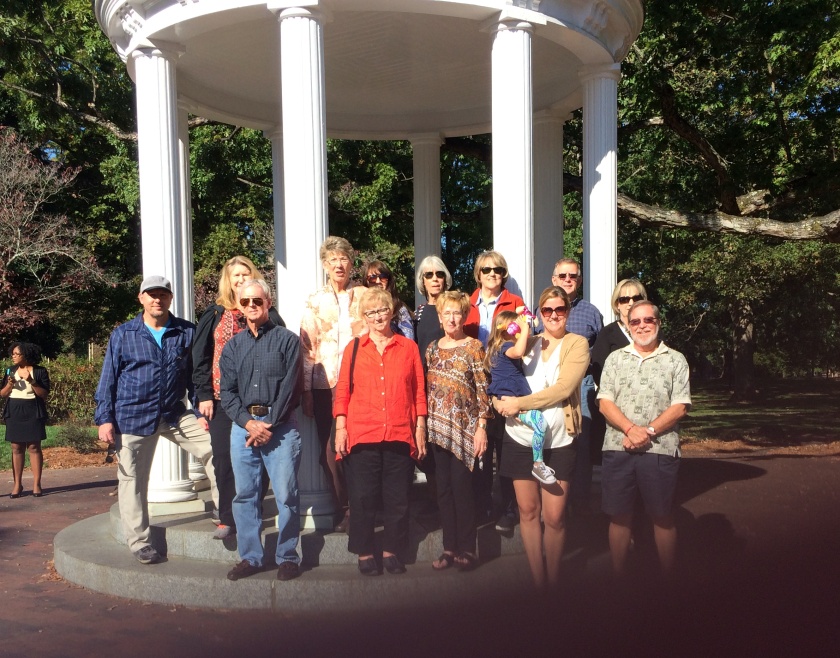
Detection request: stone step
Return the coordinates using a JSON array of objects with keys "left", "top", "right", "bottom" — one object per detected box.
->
[
  {"left": 106, "top": 491, "right": 525, "bottom": 566},
  {"left": 54, "top": 512, "right": 534, "bottom": 612}
]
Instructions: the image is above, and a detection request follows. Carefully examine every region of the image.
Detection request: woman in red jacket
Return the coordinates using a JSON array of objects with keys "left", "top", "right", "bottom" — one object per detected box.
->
[
  {"left": 463, "top": 250, "right": 525, "bottom": 533},
  {"left": 334, "top": 287, "right": 427, "bottom": 576}
]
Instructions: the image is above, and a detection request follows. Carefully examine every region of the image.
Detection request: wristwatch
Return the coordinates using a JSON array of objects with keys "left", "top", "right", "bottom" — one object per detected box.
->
[{"left": 647, "top": 425, "right": 656, "bottom": 435}]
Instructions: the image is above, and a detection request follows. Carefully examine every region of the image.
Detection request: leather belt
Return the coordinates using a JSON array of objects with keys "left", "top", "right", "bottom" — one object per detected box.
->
[{"left": 247, "top": 404, "right": 270, "bottom": 416}]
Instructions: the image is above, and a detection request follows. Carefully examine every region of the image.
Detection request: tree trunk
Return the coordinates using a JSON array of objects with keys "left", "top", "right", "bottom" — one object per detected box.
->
[{"left": 730, "top": 299, "right": 757, "bottom": 402}]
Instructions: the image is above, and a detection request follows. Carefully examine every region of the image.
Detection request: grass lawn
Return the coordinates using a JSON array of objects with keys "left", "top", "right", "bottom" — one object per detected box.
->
[
  {"left": 0, "top": 426, "right": 65, "bottom": 470},
  {"left": 681, "top": 377, "right": 840, "bottom": 450}
]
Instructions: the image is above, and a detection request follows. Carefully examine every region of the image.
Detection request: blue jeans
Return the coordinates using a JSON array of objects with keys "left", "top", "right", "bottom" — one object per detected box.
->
[
  {"left": 571, "top": 374, "right": 596, "bottom": 508},
  {"left": 230, "top": 416, "right": 301, "bottom": 567}
]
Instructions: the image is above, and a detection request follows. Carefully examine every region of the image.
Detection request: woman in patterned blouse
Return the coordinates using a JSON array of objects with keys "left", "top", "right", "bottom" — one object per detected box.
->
[{"left": 425, "top": 291, "right": 491, "bottom": 571}]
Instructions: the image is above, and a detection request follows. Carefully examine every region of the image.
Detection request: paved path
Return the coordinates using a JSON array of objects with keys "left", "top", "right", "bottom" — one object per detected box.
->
[{"left": 1, "top": 455, "right": 839, "bottom": 657}]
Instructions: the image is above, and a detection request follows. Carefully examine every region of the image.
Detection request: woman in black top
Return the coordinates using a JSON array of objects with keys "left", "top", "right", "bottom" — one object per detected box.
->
[
  {"left": 2, "top": 342, "right": 50, "bottom": 498},
  {"left": 413, "top": 255, "right": 452, "bottom": 370},
  {"left": 590, "top": 278, "right": 648, "bottom": 459}
]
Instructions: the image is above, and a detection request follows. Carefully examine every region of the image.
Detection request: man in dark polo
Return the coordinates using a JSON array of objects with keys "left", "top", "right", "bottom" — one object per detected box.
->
[
  {"left": 95, "top": 275, "right": 217, "bottom": 565},
  {"left": 219, "top": 278, "right": 303, "bottom": 582},
  {"left": 597, "top": 300, "right": 691, "bottom": 575}
]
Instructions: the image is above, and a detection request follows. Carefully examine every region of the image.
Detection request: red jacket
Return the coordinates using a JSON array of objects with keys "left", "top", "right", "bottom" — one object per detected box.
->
[{"left": 464, "top": 288, "right": 526, "bottom": 341}]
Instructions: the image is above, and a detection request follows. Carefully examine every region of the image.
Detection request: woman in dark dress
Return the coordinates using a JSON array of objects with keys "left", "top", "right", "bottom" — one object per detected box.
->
[{"left": 2, "top": 342, "right": 50, "bottom": 498}]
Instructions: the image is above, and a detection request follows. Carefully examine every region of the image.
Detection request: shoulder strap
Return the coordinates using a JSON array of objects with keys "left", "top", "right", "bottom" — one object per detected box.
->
[{"left": 349, "top": 337, "right": 360, "bottom": 395}]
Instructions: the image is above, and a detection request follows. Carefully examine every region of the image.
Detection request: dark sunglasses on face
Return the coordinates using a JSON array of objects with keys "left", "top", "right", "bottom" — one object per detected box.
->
[
  {"left": 629, "top": 316, "right": 657, "bottom": 327},
  {"left": 366, "top": 273, "right": 390, "bottom": 283},
  {"left": 423, "top": 271, "right": 446, "bottom": 280},
  {"left": 480, "top": 266, "right": 506, "bottom": 276},
  {"left": 552, "top": 272, "right": 578, "bottom": 280},
  {"left": 540, "top": 305, "right": 568, "bottom": 318},
  {"left": 618, "top": 294, "right": 645, "bottom": 304},
  {"left": 240, "top": 297, "right": 265, "bottom": 307}
]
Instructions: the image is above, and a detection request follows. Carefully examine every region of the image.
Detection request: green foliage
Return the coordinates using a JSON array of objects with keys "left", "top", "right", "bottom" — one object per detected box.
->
[
  {"left": 42, "top": 355, "right": 103, "bottom": 423},
  {"left": 55, "top": 422, "right": 98, "bottom": 453}
]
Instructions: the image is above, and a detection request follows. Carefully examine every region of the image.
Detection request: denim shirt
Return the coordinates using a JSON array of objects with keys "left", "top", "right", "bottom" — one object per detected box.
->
[{"left": 94, "top": 313, "right": 199, "bottom": 436}]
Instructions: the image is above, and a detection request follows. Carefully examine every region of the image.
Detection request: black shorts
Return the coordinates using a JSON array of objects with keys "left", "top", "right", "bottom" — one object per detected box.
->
[
  {"left": 600, "top": 450, "right": 680, "bottom": 518},
  {"left": 499, "top": 434, "right": 576, "bottom": 482}
]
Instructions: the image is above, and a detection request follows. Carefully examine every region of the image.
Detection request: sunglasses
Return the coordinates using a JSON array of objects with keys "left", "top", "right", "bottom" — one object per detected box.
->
[
  {"left": 540, "top": 305, "right": 568, "bottom": 318},
  {"left": 628, "top": 316, "right": 658, "bottom": 327},
  {"left": 423, "top": 271, "right": 446, "bottom": 280},
  {"left": 480, "top": 266, "right": 506, "bottom": 276},
  {"left": 552, "top": 272, "right": 579, "bottom": 280},
  {"left": 240, "top": 297, "right": 265, "bottom": 307},
  {"left": 618, "top": 294, "right": 645, "bottom": 304},
  {"left": 366, "top": 273, "right": 390, "bottom": 283}
]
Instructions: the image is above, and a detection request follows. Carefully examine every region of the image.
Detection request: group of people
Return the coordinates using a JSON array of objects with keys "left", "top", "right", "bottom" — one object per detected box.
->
[{"left": 79, "top": 235, "right": 690, "bottom": 587}]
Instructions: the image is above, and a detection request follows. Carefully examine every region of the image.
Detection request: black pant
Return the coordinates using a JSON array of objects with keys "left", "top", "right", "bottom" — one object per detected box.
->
[
  {"left": 473, "top": 414, "right": 515, "bottom": 517},
  {"left": 344, "top": 442, "right": 414, "bottom": 557},
  {"left": 434, "top": 445, "right": 476, "bottom": 554},
  {"left": 208, "top": 401, "right": 269, "bottom": 528}
]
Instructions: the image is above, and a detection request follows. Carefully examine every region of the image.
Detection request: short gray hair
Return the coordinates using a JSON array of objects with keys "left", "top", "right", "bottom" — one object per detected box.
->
[{"left": 239, "top": 278, "right": 272, "bottom": 304}]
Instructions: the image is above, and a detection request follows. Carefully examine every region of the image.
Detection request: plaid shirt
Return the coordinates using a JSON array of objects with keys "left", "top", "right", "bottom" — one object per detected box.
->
[
  {"left": 565, "top": 297, "right": 603, "bottom": 349},
  {"left": 94, "top": 314, "right": 199, "bottom": 436}
]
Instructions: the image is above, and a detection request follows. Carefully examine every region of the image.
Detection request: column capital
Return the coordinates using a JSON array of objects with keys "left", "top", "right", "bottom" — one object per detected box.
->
[
  {"left": 481, "top": 6, "right": 546, "bottom": 34},
  {"left": 409, "top": 133, "right": 443, "bottom": 147},
  {"left": 579, "top": 62, "right": 622, "bottom": 84},
  {"left": 263, "top": 127, "right": 284, "bottom": 141},
  {"left": 129, "top": 40, "right": 185, "bottom": 62},
  {"left": 267, "top": 1, "right": 331, "bottom": 23}
]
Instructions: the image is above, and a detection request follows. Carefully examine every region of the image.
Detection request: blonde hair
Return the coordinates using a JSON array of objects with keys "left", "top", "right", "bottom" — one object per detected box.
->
[
  {"left": 357, "top": 286, "right": 394, "bottom": 319},
  {"left": 216, "top": 256, "right": 260, "bottom": 310},
  {"left": 473, "top": 250, "right": 510, "bottom": 287},
  {"left": 434, "top": 290, "right": 470, "bottom": 317},
  {"left": 484, "top": 310, "right": 520, "bottom": 373},
  {"left": 610, "top": 278, "right": 648, "bottom": 316}
]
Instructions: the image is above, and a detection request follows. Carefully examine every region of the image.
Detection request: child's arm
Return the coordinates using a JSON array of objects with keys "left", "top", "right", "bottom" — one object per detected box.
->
[{"left": 503, "top": 316, "right": 530, "bottom": 359}]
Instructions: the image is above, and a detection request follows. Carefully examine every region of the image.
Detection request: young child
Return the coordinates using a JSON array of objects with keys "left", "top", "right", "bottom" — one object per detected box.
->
[{"left": 485, "top": 310, "right": 556, "bottom": 485}]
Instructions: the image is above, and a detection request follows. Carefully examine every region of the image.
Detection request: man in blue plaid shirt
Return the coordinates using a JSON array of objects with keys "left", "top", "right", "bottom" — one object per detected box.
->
[
  {"left": 95, "top": 275, "right": 217, "bottom": 565},
  {"left": 551, "top": 259, "right": 602, "bottom": 513}
]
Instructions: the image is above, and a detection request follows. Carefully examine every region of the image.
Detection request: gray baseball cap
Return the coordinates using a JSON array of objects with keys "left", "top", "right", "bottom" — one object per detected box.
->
[{"left": 139, "top": 275, "right": 173, "bottom": 294}]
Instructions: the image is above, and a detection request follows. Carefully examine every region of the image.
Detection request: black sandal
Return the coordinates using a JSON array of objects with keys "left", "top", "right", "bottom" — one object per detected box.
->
[
  {"left": 455, "top": 552, "right": 478, "bottom": 572},
  {"left": 358, "top": 556, "right": 380, "bottom": 576},
  {"left": 432, "top": 552, "right": 455, "bottom": 570}
]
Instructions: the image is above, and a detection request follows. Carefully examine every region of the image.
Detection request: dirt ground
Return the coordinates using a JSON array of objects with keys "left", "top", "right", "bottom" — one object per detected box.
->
[{"left": 3, "top": 452, "right": 840, "bottom": 657}]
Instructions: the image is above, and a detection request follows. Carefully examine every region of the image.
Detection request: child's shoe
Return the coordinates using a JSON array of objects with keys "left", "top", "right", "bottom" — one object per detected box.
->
[{"left": 532, "top": 461, "right": 557, "bottom": 485}]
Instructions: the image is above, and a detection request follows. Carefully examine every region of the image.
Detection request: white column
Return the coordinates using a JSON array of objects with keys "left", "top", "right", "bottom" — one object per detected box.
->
[
  {"left": 132, "top": 46, "right": 199, "bottom": 506},
  {"left": 533, "top": 111, "right": 565, "bottom": 303},
  {"left": 411, "top": 135, "right": 442, "bottom": 308},
  {"left": 272, "top": 4, "right": 334, "bottom": 528},
  {"left": 491, "top": 18, "right": 534, "bottom": 306},
  {"left": 268, "top": 131, "right": 287, "bottom": 308},
  {"left": 580, "top": 64, "right": 621, "bottom": 319}
]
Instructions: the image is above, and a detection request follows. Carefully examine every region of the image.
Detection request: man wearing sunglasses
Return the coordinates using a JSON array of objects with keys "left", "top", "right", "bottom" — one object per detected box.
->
[
  {"left": 551, "top": 258, "right": 603, "bottom": 516},
  {"left": 95, "top": 275, "right": 217, "bottom": 566},
  {"left": 219, "top": 279, "right": 303, "bottom": 582},
  {"left": 596, "top": 301, "right": 691, "bottom": 576}
]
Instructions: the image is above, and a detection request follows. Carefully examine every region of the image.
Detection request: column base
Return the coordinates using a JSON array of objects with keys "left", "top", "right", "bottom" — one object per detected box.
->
[
  {"left": 148, "top": 498, "right": 207, "bottom": 516},
  {"left": 148, "top": 478, "right": 198, "bottom": 504}
]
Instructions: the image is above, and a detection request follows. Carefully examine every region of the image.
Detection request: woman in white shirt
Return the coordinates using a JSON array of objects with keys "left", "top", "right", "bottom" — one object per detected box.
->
[{"left": 493, "top": 286, "right": 589, "bottom": 588}]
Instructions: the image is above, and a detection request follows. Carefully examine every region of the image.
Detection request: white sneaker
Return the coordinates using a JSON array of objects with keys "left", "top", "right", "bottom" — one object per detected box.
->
[{"left": 532, "top": 462, "right": 557, "bottom": 485}]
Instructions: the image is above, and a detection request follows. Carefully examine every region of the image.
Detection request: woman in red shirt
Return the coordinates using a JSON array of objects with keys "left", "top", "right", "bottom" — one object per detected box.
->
[{"left": 334, "top": 287, "right": 427, "bottom": 576}]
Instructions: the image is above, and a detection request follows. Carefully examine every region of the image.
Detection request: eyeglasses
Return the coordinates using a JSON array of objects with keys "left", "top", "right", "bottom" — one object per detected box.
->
[
  {"left": 540, "top": 305, "right": 568, "bottom": 318},
  {"left": 423, "top": 271, "right": 446, "bottom": 280},
  {"left": 480, "top": 266, "right": 506, "bottom": 276},
  {"left": 618, "top": 294, "right": 645, "bottom": 305},
  {"left": 366, "top": 273, "right": 390, "bottom": 283},
  {"left": 363, "top": 307, "right": 391, "bottom": 319},
  {"left": 240, "top": 297, "right": 265, "bottom": 307},
  {"left": 628, "top": 316, "right": 658, "bottom": 327},
  {"left": 441, "top": 311, "right": 463, "bottom": 319},
  {"left": 327, "top": 257, "right": 351, "bottom": 266},
  {"left": 552, "top": 272, "right": 579, "bottom": 280}
]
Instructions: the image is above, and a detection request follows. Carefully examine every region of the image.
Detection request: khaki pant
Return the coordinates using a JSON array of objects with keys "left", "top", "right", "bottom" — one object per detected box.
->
[{"left": 118, "top": 413, "right": 217, "bottom": 551}]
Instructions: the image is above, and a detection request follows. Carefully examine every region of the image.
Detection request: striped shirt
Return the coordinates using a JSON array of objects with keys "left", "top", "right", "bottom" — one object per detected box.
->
[{"left": 94, "top": 314, "right": 199, "bottom": 436}]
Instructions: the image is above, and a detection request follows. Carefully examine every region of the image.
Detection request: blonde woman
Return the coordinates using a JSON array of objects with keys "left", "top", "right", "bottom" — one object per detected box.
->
[{"left": 193, "top": 256, "right": 284, "bottom": 539}]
